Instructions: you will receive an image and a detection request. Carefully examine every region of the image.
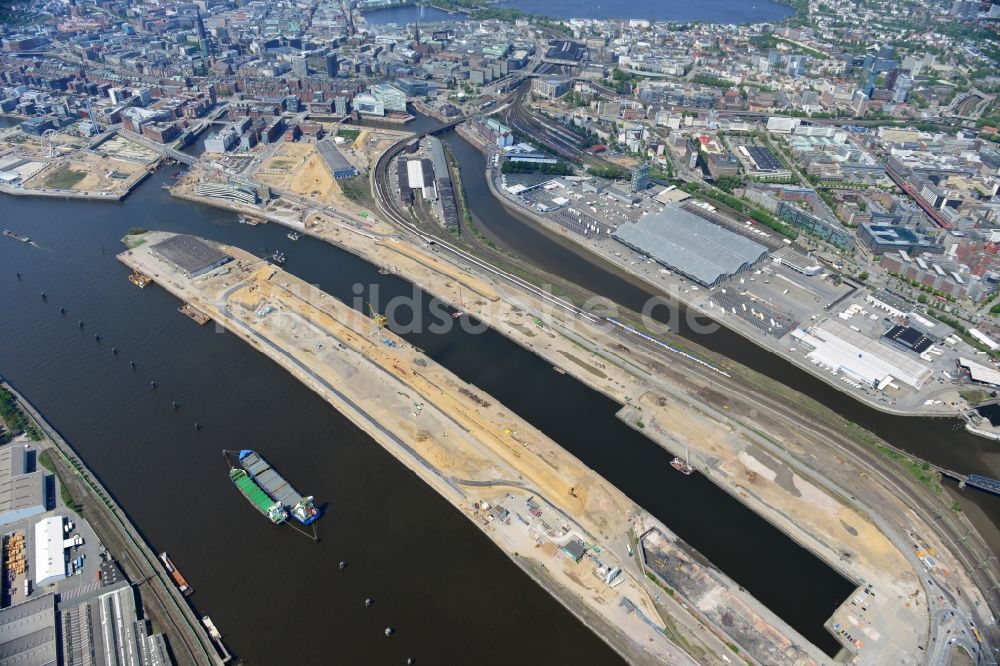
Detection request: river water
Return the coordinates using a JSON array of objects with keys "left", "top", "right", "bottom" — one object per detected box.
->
[
  {"left": 361, "top": 0, "right": 793, "bottom": 24},
  {"left": 3, "top": 146, "right": 862, "bottom": 662},
  {"left": 1, "top": 109, "right": 993, "bottom": 660},
  {"left": 0, "top": 174, "right": 624, "bottom": 664}
]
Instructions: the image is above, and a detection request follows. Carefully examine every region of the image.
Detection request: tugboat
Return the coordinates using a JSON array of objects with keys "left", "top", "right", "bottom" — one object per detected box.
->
[
  {"left": 671, "top": 444, "right": 694, "bottom": 475},
  {"left": 286, "top": 231, "right": 301, "bottom": 241}
]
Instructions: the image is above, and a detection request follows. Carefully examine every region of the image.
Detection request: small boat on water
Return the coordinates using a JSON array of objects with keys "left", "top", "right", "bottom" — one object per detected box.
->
[
  {"left": 3, "top": 230, "right": 30, "bottom": 243},
  {"left": 287, "top": 231, "right": 300, "bottom": 241},
  {"left": 268, "top": 251, "right": 286, "bottom": 265},
  {"left": 451, "top": 311, "right": 463, "bottom": 319},
  {"left": 159, "top": 552, "right": 194, "bottom": 596},
  {"left": 671, "top": 444, "right": 694, "bottom": 475},
  {"left": 128, "top": 271, "right": 152, "bottom": 288},
  {"left": 202, "top": 616, "right": 222, "bottom": 640}
]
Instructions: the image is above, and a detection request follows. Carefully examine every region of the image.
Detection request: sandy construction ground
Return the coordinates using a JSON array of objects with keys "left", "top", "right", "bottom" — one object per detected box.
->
[
  {"left": 22, "top": 152, "right": 145, "bottom": 194},
  {"left": 255, "top": 142, "right": 364, "bottom": 210},
  {"left": 119, "top": 231, "right": 695, "bottom": 665}
]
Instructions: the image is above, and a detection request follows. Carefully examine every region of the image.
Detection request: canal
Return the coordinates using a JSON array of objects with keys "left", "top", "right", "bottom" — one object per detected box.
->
[{"left": 430, "top": 124, "right": 1000, "bottom": 552}]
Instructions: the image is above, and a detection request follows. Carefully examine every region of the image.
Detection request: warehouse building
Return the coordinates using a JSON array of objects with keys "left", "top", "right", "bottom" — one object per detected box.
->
[
  {"left": 0, "top": 593, "right": 57, "bottom": 666},
  {"left": 0, "top": 446, "right": 46, "bottom": 527},
  {"left": 150, "top": 235, "right": 232, "bottom": 277},
  {"left": 792, "top": 319, "right": 932, "bottom": 390},
  {"left": 960, "top": 357, "right": 1000, "bottom": 388},
  {"left": 61, "top": 583, "right": 170, "bottom": 666},
  {"left": 405, "top": 158, "right": 437, "bottom": 201},
  {"left": 316, "top": 140, "right": 359, "bottom": 180},
  {"left": 612, "top": 205, "right": 769, "bottom": 287},
  {"left": 33, "top": 517, "right": 66, "bottom": 588}
]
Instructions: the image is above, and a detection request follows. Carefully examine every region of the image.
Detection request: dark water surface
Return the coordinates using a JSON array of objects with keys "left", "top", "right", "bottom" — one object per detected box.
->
[
  {"left": 0, "top": 175, "right": 624, "bottom": 665},
  {"left": 361, "top": 0, "right": 793, "bottom": 23}
]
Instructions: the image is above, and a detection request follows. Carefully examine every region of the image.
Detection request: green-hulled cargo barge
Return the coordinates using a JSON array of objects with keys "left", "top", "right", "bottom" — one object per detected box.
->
[{"left": 229, "top": 468, "right": 288, "bottom": 524}]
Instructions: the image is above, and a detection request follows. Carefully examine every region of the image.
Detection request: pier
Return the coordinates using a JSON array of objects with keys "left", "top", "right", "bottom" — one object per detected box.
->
[{"left": 179, "top": 303, "right": 211, "bottom": 325}]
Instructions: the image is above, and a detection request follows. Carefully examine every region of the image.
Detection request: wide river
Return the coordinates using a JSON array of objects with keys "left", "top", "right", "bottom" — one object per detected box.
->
[
  {"left": 1, "top": 113, "right": 996, "bottom": 662},
  {"left": 361, "top": 0, "right": 793, "bottom": 25}
]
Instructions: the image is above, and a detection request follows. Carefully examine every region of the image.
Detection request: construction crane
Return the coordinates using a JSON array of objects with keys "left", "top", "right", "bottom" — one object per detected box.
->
[{"left": 367, "top": 303, "right": 387, "bottom": 327}]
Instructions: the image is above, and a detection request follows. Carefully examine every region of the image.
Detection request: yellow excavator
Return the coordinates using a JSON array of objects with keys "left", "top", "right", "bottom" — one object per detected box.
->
[{"left": 368, "top": 302, "right": 387, "bottom": 327}]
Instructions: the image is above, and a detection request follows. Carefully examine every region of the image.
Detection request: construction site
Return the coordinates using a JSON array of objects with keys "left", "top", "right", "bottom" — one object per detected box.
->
[
  {"left": 118, "top": 231, "right": 691, "bottom": 665},
  {"left": 244, "top": 126, "right": 407, "bottom": 207},
  {"left": 253, "top": 142, "right": 345, "bottom": 203},
  {"left": 114, "top": 226, "right": 981, "bottom": 665},
  {"left": 0, "top": 128, "right": 158, "bottom": 199}
]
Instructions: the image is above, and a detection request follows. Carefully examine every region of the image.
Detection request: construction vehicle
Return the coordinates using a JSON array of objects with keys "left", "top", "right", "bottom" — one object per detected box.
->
[{"left": 368, "top": 303, "right": 387, "bottom": 328}]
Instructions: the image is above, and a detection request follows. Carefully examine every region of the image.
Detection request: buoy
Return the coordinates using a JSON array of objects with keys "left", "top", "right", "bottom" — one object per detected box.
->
[
  {"left": 194, "top": 422, "right": 202, "bottom": 431},
  {"left": 40, "top": 292, "right": 46, "bottom": 300},
  {"left": 339, "top": 561, "right": 347, "bottom": 570},
  {"left": 150, "top": 381, "right": 157, "bottom": 389},
  {"left": 112, "top": 347, "right": 118, "bottom": 354},
  {"left": 78, "top": 321, "right": 84, "bottom": 328},
  {"left": 129, "top": 361, "right": 136, "bottom": 369},
  {"left": 15, "top": 273, "right": 21, "bottom": 280},
  {"left": 172, "top": 401, "right": 178, "bottom": 410},
  {"left": 384, "top": 627, "right": 393, "bottom": 637},
  {"left": 94, "top": 334, "right": 101, "bottom": 342},
  {"left": 364, "top": 598, "right": 373, "bottom": 607},
  {"left": 406, "top": 659, "right": 414, "bottom": 665},
  {"left": 59, "top": 307, "right": 65, "bottom": 314}
]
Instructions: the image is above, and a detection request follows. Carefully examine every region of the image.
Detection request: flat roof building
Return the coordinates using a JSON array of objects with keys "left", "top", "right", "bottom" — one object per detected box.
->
[
  {"left": 792, "top": 319, "right": 932, "bottom": 389},
  {"left": 0, "top": 446, "right": 46, "bottom": 527},
  {"left": 150, "top": 235, "right": 232, "bottom": 277},
  {"left": 613, "top": 205, "right": 769, "bottom": 287},
  {"left": 61, "top": 584, "right": 170, "bottom": 666},
  {"left": 883, "top": 325, "right": 933, "bottom": 353},
  {"left": 857, "top": 223, "right": 941, "bottom": 256},
  {"left": 0, "top": 593, "right": 57, "bottom": 666},
  {"left": 315, "top": 140, "right": 358, "bottom": 180},
  {"left": 561, "top": 539, "right": 587, "bottom": 562},
  {"left": 33, "top": 517, "right": 65, "bottom": 588}
]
